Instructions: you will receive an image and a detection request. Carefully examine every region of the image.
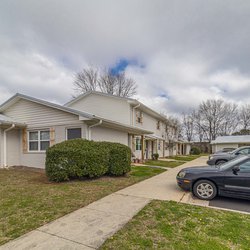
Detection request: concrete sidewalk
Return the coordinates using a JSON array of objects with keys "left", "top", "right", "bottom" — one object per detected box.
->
[{"left": 0, "top": 156, "right": 207, "bottom": 250}]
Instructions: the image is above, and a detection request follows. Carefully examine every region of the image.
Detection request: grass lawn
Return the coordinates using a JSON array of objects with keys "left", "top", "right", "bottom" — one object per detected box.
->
[
  {"left": 167, "top": 155, "right": 203, "bottom": 161},
  {"left": 144, "top": 160, "right": 184, "bottom": 168},
  {"left": 0, "top": 166, "right": 165, "bottom": 245},
  {"left": 101, "top": 200, "right": 250, "bottom": 250}
]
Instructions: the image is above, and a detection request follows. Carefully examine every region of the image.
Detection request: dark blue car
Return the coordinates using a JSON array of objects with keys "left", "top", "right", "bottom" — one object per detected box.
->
[{"left": 176, "top": 155, "right": 250, "bottom": 200}]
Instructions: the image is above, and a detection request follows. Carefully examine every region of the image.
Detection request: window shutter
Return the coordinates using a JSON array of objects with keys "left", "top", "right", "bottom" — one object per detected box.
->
[
  {"left": 50, "top": 127, "right": 55, "bottom": 146},
  {"left": 22, "top": 129, "right": 28, "bottom": 153}
]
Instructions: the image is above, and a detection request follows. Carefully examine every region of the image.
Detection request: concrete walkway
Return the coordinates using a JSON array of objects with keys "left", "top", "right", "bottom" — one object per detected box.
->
[
  {"left": 118, "top": 156, "right": 208, "bottom": 206},
  {"left": 0, "top": 156, "right": 208, "bottom": 250}
]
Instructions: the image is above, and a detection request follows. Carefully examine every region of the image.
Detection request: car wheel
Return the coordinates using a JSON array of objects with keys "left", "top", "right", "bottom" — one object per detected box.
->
[
  {"left": 193, "top": 180, "right": 217, "bottom": 200},
  {"left": 215, "top": 160, "right": 227, "bottom": 165}
]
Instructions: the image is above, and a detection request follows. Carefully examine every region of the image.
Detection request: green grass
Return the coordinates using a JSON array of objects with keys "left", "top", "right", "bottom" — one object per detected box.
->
[
  {"left": 144, "top": 160, "right": 184, "bottom": 168},
  {"left": 101, "top": 200, "right": 250, "bottom": 250},
  {"left": 0, "top": 166, "right": 165, "bottom": 245},
  {"left": 167, "top": 155, "right": 202, "bottom": 161}
]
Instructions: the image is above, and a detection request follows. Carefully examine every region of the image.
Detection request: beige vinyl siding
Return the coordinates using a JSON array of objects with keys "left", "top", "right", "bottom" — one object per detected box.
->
[
  {"left": 91, "top": 126, "right": 128, "bottom": 145},
  {"left": 2, "top": 99, "right": 88, "bottom": 168},
  {"left": 67, "top": 94, "right": 131, "bottom": 125},
  {"left": 3, "top": 99, "right": 82, "bottom": 127}
]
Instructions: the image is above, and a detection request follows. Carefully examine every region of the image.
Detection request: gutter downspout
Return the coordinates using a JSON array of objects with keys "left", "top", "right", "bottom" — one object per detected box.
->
[
  {"left": 88, "top": 120, "right": 103, "bottom": 140},
  {"left": 132, "top": 103, "right": 140, "bottom": 126},
  {"left": 3, "top": 124, "right": 15, "bottom": 167}
]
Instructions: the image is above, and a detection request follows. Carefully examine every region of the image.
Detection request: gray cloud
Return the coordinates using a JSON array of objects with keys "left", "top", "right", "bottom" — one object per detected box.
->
[{"left": 0, "top": 0, "right": 250, "bottom": 113}]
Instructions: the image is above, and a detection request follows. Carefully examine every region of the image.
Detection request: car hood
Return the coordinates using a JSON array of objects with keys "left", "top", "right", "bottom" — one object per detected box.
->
[
  {"left": 180, "top": 165, "right": 220, "bottom": 173},
  {"left": 212, "top": 152, "right": 231, "bottom": 157}
]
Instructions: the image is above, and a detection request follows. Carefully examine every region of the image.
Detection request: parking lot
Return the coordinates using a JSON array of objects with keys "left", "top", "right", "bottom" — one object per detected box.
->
[{"left": 209, "top": 196, "right": 250, "bottom": 213}]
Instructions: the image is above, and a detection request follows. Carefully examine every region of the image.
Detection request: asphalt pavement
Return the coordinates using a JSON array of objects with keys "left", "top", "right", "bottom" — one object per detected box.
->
[{"left": 209, "top": 197, "right": 250, "bottom": 213}]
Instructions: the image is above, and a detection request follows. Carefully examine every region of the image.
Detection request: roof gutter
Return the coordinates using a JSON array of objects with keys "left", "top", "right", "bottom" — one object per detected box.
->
[
  {"left": 3, "top": 124, "right": 15, "bottom": 167},
  {"left": 88, "top": 119, "right": 103, "bottom": 140}
]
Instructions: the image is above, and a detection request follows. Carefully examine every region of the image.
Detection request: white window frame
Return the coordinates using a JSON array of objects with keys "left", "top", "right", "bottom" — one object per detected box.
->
[{"left": 28, "top": 130, "right": 50, "bottom": 152}]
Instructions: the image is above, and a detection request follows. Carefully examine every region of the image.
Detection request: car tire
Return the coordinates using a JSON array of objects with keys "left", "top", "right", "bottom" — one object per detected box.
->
[
  {"left": 215, "top": 160, "right": 227, "bottom": 165},
  {"left": 193, "top": 180, "right": 217, "bottom": 200}
]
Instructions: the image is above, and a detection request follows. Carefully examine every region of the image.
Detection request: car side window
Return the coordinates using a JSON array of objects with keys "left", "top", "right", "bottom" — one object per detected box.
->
[
  {"left": 239, "top": 160, "right": 250, "bottom": 172},
  {"left": 237, "top": 148, "right": 249, "bottom": 155}
]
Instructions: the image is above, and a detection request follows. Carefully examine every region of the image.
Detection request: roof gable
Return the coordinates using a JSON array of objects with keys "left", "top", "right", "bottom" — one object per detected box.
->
[
  {"left": 65, "top": 91, "right": 167, "bottom": 121},
  {"left": 0, "top": 93, "right": 95, "bottom": 120}
]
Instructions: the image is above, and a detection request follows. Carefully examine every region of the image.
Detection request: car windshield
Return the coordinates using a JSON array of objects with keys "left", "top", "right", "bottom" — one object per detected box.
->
[
  {"left": 219, "top": 155, "right": 249, "bottom": 170},
  {"left": 229, "top": 148, "right": 238, "bottom": 154}
]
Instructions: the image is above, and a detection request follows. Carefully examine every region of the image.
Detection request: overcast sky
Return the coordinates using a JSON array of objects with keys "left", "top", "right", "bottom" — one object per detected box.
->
[{"left": 0, "top": 0, "right": 250, "bottom": 115}]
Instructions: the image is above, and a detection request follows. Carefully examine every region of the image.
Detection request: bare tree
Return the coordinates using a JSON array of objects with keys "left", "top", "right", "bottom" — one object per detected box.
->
[
  {"left": 195, "top": 99, "right": 239, "bottom": 142},
  {"left": 220, "top": 102, "right": 238, "bottom": 136},
  {"left": 192, "top": 110, "right": 206, "bottom": 142},
  {"left": 98, "top": 69, "right": 116, "bottom": 95},
  {"left": 74, "top": 66, "right": 137, "bottom": 98},
  {"left": 239, "top": 104, "right": 250, "bottom": 130},
  {"left": 182, "top": 112, "right": 194, "bottom": 142},
  {"left": 73, "top": 66, "right": 98, "bottom": 94}
]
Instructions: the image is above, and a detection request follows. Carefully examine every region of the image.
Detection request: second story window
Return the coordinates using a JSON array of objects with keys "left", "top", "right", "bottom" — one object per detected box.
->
[
  {"left": 157, "top": 121, "right": 160, "bottom": 130},
  {"left": 136, "top": 111, "right": 143, "bottom": 124}
]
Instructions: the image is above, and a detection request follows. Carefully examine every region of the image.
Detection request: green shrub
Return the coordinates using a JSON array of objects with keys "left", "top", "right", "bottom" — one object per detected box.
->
[
  {"left": 152, "top": 153, "right": 159, "bottom": 160},
  {"left": 45, "top": 139, "right": 131, "bottom": 182},
  {"left": 190, "top": 146, "right": 201, "bottom": 155}
]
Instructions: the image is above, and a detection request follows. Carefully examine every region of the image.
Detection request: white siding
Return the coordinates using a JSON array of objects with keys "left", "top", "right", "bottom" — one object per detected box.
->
[
  {"left": 4, "top": 99, "right": 82, "bottom": 127},
  {"left": 213, "top": 143, "right": 238, "bottom": 153},
  {"left": 134, "top": 111, "right": 165, "bottom": 138},
  {"left": 67, "top": 94, "right": 131, "bottom": 125},
  {"left": 91, "top": 126, "right": 128, "bottom": 145}
]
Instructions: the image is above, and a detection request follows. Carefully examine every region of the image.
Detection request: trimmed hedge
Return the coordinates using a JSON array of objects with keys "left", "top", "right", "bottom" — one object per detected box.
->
[{"left": 45, "top": 139, "right": 131, "bottom": 182}]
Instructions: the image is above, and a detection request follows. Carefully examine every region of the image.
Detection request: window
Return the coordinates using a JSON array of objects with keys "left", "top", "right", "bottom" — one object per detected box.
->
[
  {"left": 136, "top": 138, "right": 142, "bottom": 150},
  {"left": 136, "top": 111, "right": 143, "bottom": 124},
  {"left": 158, "top": 141, "right": 161, "bottom": 150},
  {"left": 237, "top": 148, "right": 250, "bottom": 155},
  {"left": 239, "top": 160, "right": 250, "bottom": 172},
  {"left": 67, "top": 128, "right": 82, "bottom": 140},
  {"left": 29, "top": 130, "right": 50, "bottom": 152},
  {"left": 157, "top": 121, "right": 160, "bottom": 130}
]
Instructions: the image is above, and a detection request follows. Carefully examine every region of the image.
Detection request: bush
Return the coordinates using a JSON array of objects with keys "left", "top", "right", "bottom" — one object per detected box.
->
[
  {"left": 152, "top": 153, "right": 159, "bottom": 160},
  {"left": 190, "top": 146, "right": 201, "bottom": 155},
  {"left": 45, "top": 139, "right": 131, "bottom": 182}
]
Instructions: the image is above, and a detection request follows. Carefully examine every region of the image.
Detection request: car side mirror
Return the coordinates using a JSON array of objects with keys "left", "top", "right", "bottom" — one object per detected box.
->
[
  {"left": 232, "top": 165, "right": 240, "bottom": 174},
  {"left": 234, "top": 152, "right": 240, "bottom": 155}
]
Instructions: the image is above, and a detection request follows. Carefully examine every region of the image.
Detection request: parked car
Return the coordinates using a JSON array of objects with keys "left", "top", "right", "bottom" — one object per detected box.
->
[
  {"left": 176, "top": 155, "right": 250, "bottom": 200},
  {"left": 207, "top": 146, "right": 250, "bottom": 165},
  {"left": 214, "top": 147, "right": 236, "bottom": 154}
]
